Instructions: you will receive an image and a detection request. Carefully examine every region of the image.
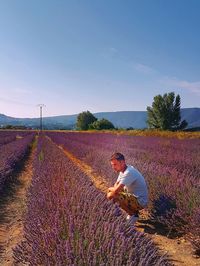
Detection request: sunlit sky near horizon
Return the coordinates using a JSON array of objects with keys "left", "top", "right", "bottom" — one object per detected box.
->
[{"left": 0, "top": 0, "right": 200, "bottom": 118}]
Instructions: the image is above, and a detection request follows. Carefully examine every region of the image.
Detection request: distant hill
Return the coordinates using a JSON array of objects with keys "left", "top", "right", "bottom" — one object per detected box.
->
[{"left": 0, "top": 108, "right": 199, "bottom": 130}]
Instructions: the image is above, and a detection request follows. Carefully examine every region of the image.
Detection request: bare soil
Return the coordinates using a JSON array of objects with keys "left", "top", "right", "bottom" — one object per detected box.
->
[
  {"left": 0, "top": 142, "right": 36, "bottom": 266},
  {"left": 57, "top": 142, "right": 200, "bottom": 266}
]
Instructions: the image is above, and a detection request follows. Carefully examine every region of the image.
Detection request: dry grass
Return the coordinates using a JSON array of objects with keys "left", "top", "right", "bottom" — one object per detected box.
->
[{"left": 48, "top": 129, "right": 200, "bottom": 139}]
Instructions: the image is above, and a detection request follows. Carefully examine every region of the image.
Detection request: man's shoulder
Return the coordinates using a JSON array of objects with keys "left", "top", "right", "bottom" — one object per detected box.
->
[
  {"left": 119, "top": 165, "right": 135, "bottom": 178},
  {"left": 126, "top": 165, "right": 136, "bottom": 174},
  {"left": 126, "top": 165, "right": 143, "bottom": 179}
]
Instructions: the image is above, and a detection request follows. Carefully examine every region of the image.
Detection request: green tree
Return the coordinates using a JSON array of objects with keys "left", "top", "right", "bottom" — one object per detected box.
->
[
  {"left": 76, "top": 111, "right": 97, "bottom": 130},
  {"left": 147, "top": 92, "right": 188, "bottom": 130},
  {"left": 89, "top": 118, "right": 115, "bottom": 130}
]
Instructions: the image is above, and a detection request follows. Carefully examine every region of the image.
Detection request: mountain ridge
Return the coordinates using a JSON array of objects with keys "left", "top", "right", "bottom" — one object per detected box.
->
[{"left": 0, "top": 107, "right": 199, "bottom": 129}]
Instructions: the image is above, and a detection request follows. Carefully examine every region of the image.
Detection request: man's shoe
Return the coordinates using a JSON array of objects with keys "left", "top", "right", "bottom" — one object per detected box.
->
[{"left": 126, "top": 214, "right": 139, "bottom": 225}]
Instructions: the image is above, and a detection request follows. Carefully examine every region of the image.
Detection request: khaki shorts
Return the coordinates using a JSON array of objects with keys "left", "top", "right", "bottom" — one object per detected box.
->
[{"left": 113, "top": 192, "right": 143, "bottom": 216}]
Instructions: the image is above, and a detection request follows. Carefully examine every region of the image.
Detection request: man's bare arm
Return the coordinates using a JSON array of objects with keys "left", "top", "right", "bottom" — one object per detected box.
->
[{"left": 107, "top": 183, "right": 124, "bottom": 199}]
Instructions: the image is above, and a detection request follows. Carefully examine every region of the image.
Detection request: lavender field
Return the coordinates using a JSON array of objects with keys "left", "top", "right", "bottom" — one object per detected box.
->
[
  {"left": 0, "top": 130, "right": 200, "bottom": 265},
  {"left": 13, "top": 135, "right": 170, "bottom": 265},
  {"left": 46, "top": 131, "right": 200, "bottom": 255},
  {"left": 0, "top": 131, "right": 35, "bottom": 192}
]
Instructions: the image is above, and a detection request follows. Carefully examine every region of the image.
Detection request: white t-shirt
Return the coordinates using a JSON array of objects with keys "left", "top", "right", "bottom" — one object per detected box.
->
[{"left": 117, "top": 165, "right": 148, "bottom": 207}]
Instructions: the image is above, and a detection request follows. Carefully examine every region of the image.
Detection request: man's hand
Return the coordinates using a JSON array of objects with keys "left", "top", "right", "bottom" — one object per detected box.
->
[
  {"left": 108, "top": 187, "right": 115, "bottom": 192},
  {"left": 107, "top": 187, "right": 115, "bottom": 200},
  {"left": 107, "top": 183, "right": 124, "bottom": 200}
]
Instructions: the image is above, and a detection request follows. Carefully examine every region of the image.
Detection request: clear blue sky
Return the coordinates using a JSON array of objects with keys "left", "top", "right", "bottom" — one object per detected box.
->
[{"left": 0, "top": 0, "right": 200, "bottom": 118}]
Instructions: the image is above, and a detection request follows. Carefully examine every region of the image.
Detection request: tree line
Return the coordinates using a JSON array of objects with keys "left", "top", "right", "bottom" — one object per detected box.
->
[
  {"left": 76, "top": 92, "right": 188, "bottom": 131},
  {"left": 76, "top": 111, "right": 115, "bottom": 130}
]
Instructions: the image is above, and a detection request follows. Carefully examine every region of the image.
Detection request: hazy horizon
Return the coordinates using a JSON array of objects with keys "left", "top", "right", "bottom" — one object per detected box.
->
[{"left": 1, "top": 107, "right": 199, "bottom": 120}]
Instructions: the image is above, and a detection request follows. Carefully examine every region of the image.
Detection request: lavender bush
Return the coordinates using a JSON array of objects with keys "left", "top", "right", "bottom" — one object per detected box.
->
[
  {"left": 0, "top": 130, "right": 32, "bottom": 146},
  {"left": 0, "top": 133, "right": 35, "bottom": 192}
]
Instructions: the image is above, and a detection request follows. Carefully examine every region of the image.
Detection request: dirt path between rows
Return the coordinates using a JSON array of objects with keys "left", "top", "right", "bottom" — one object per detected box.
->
[
  {"left": 55, "top": 142, "right": 199, "bottom": 266},
  {"left": 0, "top": 141, "right": 36, "bottom": 266}
]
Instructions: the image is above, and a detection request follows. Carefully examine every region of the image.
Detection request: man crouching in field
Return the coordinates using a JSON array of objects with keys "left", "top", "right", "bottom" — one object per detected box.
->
[{"left": 107, "top": 152, "right": 148, "bottom": 224}]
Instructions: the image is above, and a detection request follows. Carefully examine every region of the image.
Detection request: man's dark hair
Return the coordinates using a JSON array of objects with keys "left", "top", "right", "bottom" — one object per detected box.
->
[{"left": 110, "top": 152, "right": 125, "bottom": 161}]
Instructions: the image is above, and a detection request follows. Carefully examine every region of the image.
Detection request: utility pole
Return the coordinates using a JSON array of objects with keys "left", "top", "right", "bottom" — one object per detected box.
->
[{"left": 37, "top": 104, "right": 45, "bottom": 131}]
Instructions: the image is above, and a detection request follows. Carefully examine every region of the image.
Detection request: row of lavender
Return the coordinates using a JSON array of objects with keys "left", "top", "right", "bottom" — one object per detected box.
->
[
  {"left": 14, "top": 136, "right": 171, "bottom": 265},
  {"left": 0, "top": 132, "right": 35, "bottom": 192},
  {"left": 0, "top": 130, "right": 32, "bottom": 146},
  {"left": 46, "top": 131, "right": 200, "bottom": 254}
]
